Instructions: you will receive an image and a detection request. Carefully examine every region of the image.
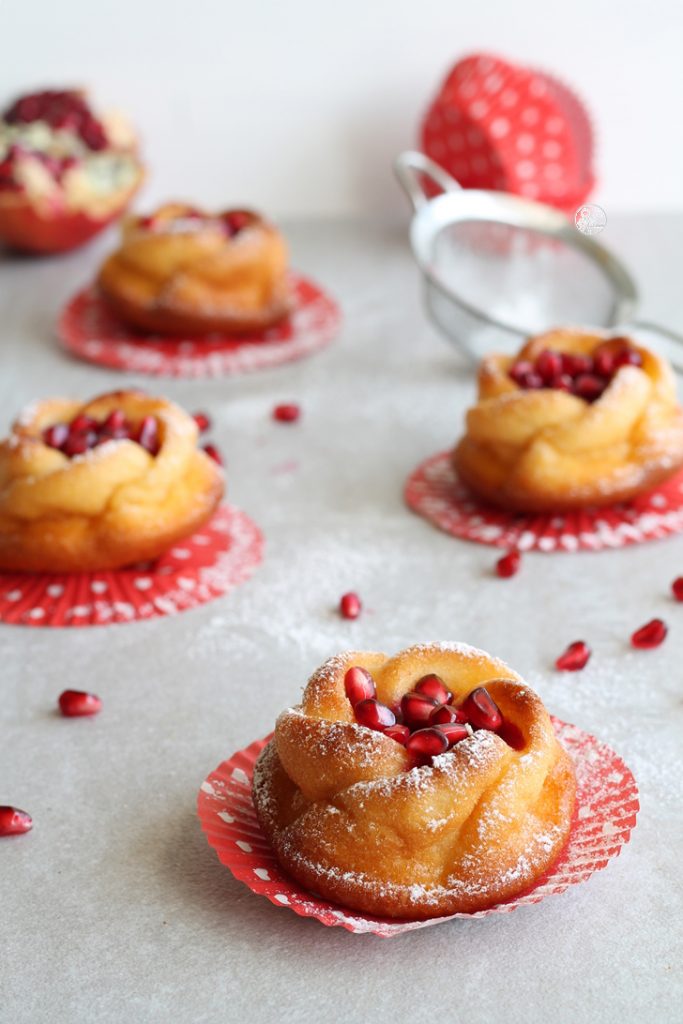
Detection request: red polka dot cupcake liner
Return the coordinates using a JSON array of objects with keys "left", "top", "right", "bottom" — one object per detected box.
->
[
  {"left": 0, "top": 505, "right": 262, "bottom": 628},
  {"left": 197, "top": 720, "right": 638, "bottom": 937},
  {"left": 405, "top": 451, "right": 683, "bottom": 553},
  {"left": 58, "top": 272, "right": 341, "bottom": 378},
  {"left": 421, "top": 52, "right": 594, "bottom": 213}
]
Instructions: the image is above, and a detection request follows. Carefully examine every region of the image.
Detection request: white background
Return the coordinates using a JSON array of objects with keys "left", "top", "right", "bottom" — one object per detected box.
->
[{"left": 1, "top": 1, "right": 682, "bottom": 214}]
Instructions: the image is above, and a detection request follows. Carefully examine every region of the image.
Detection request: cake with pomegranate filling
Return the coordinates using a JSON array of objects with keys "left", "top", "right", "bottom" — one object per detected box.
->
[
  {"left": 97, "top": 202, "right": 291, "bottom": 335},
  {"left": 253, "top": 642, "right": 576, "bottom": 919},
  {"left": 0, "top": 88, "right": 143, "bottom": 253},
  {"left": 0, "top": 390, "right": 223, "bottom": 572},
  {"left": 453, "top": 329, "right": 683, "bottom": 512}
]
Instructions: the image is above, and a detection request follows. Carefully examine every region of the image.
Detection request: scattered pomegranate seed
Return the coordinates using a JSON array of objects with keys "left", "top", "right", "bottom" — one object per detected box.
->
[
  {"left": 0, "top": 806, "right": 32, "bottom": 836},
  {"left": 401, "top": 691, "right": 440, "bottom": 728},
  {"left": 406, "top": 728, "right": 449, "bottom": 758},
  {"left": 43, "top": 423, "right": 69, "bottom": 449},
  {"left": 438, "top": 722, "right": 471, "bottom": 746},
  {"left": 58, "top": 689, "right": 102, "bottom": 717},
  {"left": 414, "top": 673, "right": 452, "bottom": 705},
  {"left": 135, "top": 416, "right": 160, "bottom": 456},
  {"left": 461, "top": 687, "right": 502, "bottom": 731},
  {"left": 354, "top": 698, "right": 395, "bottom": 732},
  {"left": 496, "top": 550, "right": 521, "bottom": 578},
  {"left": 384, "top": 724, "right": 410, "bottom": 745},
  {"left": 192, "top": 411, "right": 211, "bottom": 433},
  {"left": 202, "top": 444, "right": 223, "bottom": 465},
  {"left": 672, "top": 577, "right": 683, "bottom": 601},
  {"left": 273, "top": 403, "right": 301, "bottom": 423},
  {"left": 631, "top": 618, "right": 668, "bottom": 649},
  {"left": 536, "top": 349, "right": 563, "bottom": 382},
  {"left": 430, "top": 703, "right": 468, "bottom": 726},
  {"left": 339, "top": 592, "right": 362, "bottom": 620},
  {"left": 344, "top": 666, "right": 376, "bottom": 706},
  {"left": 555, "top": 640, "right": 591, "bottom": 671}
]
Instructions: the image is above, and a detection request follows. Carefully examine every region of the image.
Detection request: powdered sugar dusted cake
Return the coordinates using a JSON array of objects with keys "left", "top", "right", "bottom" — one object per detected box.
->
[{"left": 253, "top": 642, "right": 576, "bottom": 919}]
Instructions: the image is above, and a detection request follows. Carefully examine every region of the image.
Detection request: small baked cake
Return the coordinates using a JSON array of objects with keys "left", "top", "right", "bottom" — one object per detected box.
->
[
  {"left": 453, "top": 330, "right": 683, "bottom": 512},
  {"left": 98, "top": 203, "right": 291, "bottom": 335},
  {"left": 0, "top": 88, "right": 143, "bottom": 252},
  {"left": 0, "top": 390, "right": 223, "bottom": 572},
  {"left": 253, "top": 642, "right": 576, "bottom": 919}
]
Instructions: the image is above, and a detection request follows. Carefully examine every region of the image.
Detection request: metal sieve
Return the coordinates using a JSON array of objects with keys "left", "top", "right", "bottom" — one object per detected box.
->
[{"left": 395, "top": 150, "right": 683, "bottom": 372}]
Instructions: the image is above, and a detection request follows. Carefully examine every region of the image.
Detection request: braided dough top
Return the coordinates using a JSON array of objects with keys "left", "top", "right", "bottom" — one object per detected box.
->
[
  {"left": 454, "top": 329, "right": 683, "bottom": 511},
  {"left": 97, "top": 204, "right": 290, "bottom": 333},
  {"left": 0, "top": 390, "right": 223, "bottom": 571},
  {"left": 253, "top": 642, "right": 575, "bottom": 918}
]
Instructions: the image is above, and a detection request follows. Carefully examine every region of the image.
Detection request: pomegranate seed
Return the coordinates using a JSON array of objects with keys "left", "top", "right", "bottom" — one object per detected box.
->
[
  {"left": 62, "top": 430, "right": 96, "bottom": 457},
  {"left": 405, "top": 728, "right": 449, "bottom": 758},
  {"left": 594, "top": 349, "right": 617, "bottom": 378},
  {"left": 509, "top": 360, "right": 534, "bottom": 384},
  {"left": 498, "top": 721, "right": 526, "bottom": 750},
  {"left": 102, "top": 409, "right": 127, "bottom": 432},
  {"left": 339, "top": 592, "right": 361, "bottom": 620},
  {"left": 496, "top": 550, "right": 521, "bottom": 578},
  {"left": 193, "top": 411, "right": 211, "bottom": 433},
  {"left": 561, "top": 353, "right": 593, "bottom": 376},
  {"left": 671, "top": 577, "right": 683, "bottom": 601},
  {"left": 0, "top": 806, "right": 33, "bottom": 837},
  {"left": 438, "top": 722, "right": 471, "bottom": 746},
  {"left": 631, "top": 618, "right": 668, "bottom": 649},
  {"left": 223, "top": 211, "right": 251, "bottom": 235},
  {"left": 273, "top": 403, "right": 301, "bottom": 423},
  {"left": 135, "top": 416, "right": 160, "bottom": 456},
  {"left": 519, "top": 371, "right": 544, "bottom": 390},
  {"left": 58, "top": 689, "right": 102, "bottom": 717},
  {"left": 202, "top": 443, "right": 223, "bottom": 465},
  {"left": 354, "top": 698, "right": 395, "bottom": 732},
  {"left": 615, "top": 347, "right": 643, "bottom": 369},
  {"left": 430, "top": 703, "right": 468, "bottom": 726},
  {"left": 460, "top": 687, "right": 502, "bottom": 731},
  {"left": 344, "top": 666, "right": 376, "bottom": 705},
  {"left": 550, "top": 373, "right": 574, "bottom": 392},
  {"left": 535, "top": 349, "right": 563, "bottom": 382},
  {"left": 384, "top": 724, "right": 410, "bottom": 745},
  {"left": 70, "top": 414, "right": 98, "bottom": 434},
  {"left": 555, "top": 640, "right": 591, "bottom": 671},
  {"left": 574, "top": 373, "right": 605, "bottom": 402},
  {"left": 401, "top": 691, "right": 440, "bottom": 727},
  {"left": 415, "top": 673, "right": 451, "bottom": 704},
  {"left": 43, "top": 422, "right": 69, "bottom": 449}
]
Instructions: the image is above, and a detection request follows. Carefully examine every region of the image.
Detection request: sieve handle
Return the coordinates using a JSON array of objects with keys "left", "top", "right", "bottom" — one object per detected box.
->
[
  {"left": 630, "top": 319, "right": 683, "bottom": 375},
  {"left": 394, "top": 151, "right": 461, "bottom": 211}
]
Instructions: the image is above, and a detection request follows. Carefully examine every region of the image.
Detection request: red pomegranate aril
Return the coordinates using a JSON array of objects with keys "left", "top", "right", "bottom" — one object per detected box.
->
[
  {"left": 574, "top": 373, "right": 605, "bottom": 402},
  {"left": 0, "top": 806, "right": 33, "bottom": 837},
  {"left": 461, "top": 687, "right": 502, "bottom": 731},
  {"left": 340, "top": 592, "right": 362, "bottom": 620},
  {"left": 401, "top": 691, "right": 440, "bottom": 727},
  {"left": 354, "top": 698, "right": 395, "bottom": 732},
  {"left": 58, "top": 689, "right": 102, "bottom": 717},
  {"left": 136, "top": 416, "right": 160, "bottom": 455},
  {"left": 562, "top": 353, "right": 593, "bottom": 376},
  {"left": 415, "top": 673, "right": 452, "bottom": 705},
  {"left": 671, "top": 577, "right": 683, "bottom": 602},
  {"left": 406, "top": 727, "right": 449, "bottom": 758},
  {"left": 550, "top": 373, "right": 574, "bottom": 392},
  {"left": 69, "top": 414, "right": 98, "bottom": 434},
  {"left": 193, "top": 411, "right": 211, "bottom": 433},
  {"left": 344, "top": 666, "right": 376, "bottom": 705},
  {"left": 509, "top": 360, "right": 534, "bottom": 385},
  {"left": 520, "top": 371, "right": 544, "bottom": 390},
  {"left": 202, "top": 443, "right": 223, "bottom": 466},
  {"left": 223, "top": 211, "right": 251, "bottom": 235},
  {"left": 273, "top": 403, "right": 301, "bottom": 423},
  {"left": 535, "top": 349, "right": 563, "bottom": 382},
  {"left": 496, "top": 550, "right": 521, "bottom": 578},
  {"left": 555, "top": 640, "right": 591, "bottom": 671},
  {"left": 43, "top": 422, "right": 69, "bottom": 449},
  {"left": 631, "top": 618, "right": 668, "bottom": 649},
  {"left": 615, "top": 347, "right": 643, "bottom": 369},
  {"left": 384, "top": 723, "right": 410, "bottom": 745},
  {"left": 62, "top": 430, "right": 95, "bottom": 457},
  {"left": 594, "top": 349, "right": 618, "bottom": 378},
  {"left": 430, "top": 703, "right": 468, "bottom": 726},
  {"left": 438, "top": 722, "right": 471, "bottom": 746},
  {"left": 102, "top": 409, "right": 128, "bottom": 432}
]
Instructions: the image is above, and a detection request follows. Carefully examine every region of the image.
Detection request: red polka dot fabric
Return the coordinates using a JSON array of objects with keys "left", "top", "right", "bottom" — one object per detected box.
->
[{"left": 421, "top": 53, "right": 594, "bottom": 213}]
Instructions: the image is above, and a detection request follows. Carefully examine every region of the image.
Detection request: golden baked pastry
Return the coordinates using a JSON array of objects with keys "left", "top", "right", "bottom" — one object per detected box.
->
[
  {"left": 453, "top": 330, "right": 683, "bottom": 512},
  {"left": 253, "top": 642, "right": 576, "bottom": 919},
  {"left": 0, "top": 390, "right": 224, "bottom": 572},
  {"left": 98, "top": 203, "right": 291, "bottom": 335}
]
